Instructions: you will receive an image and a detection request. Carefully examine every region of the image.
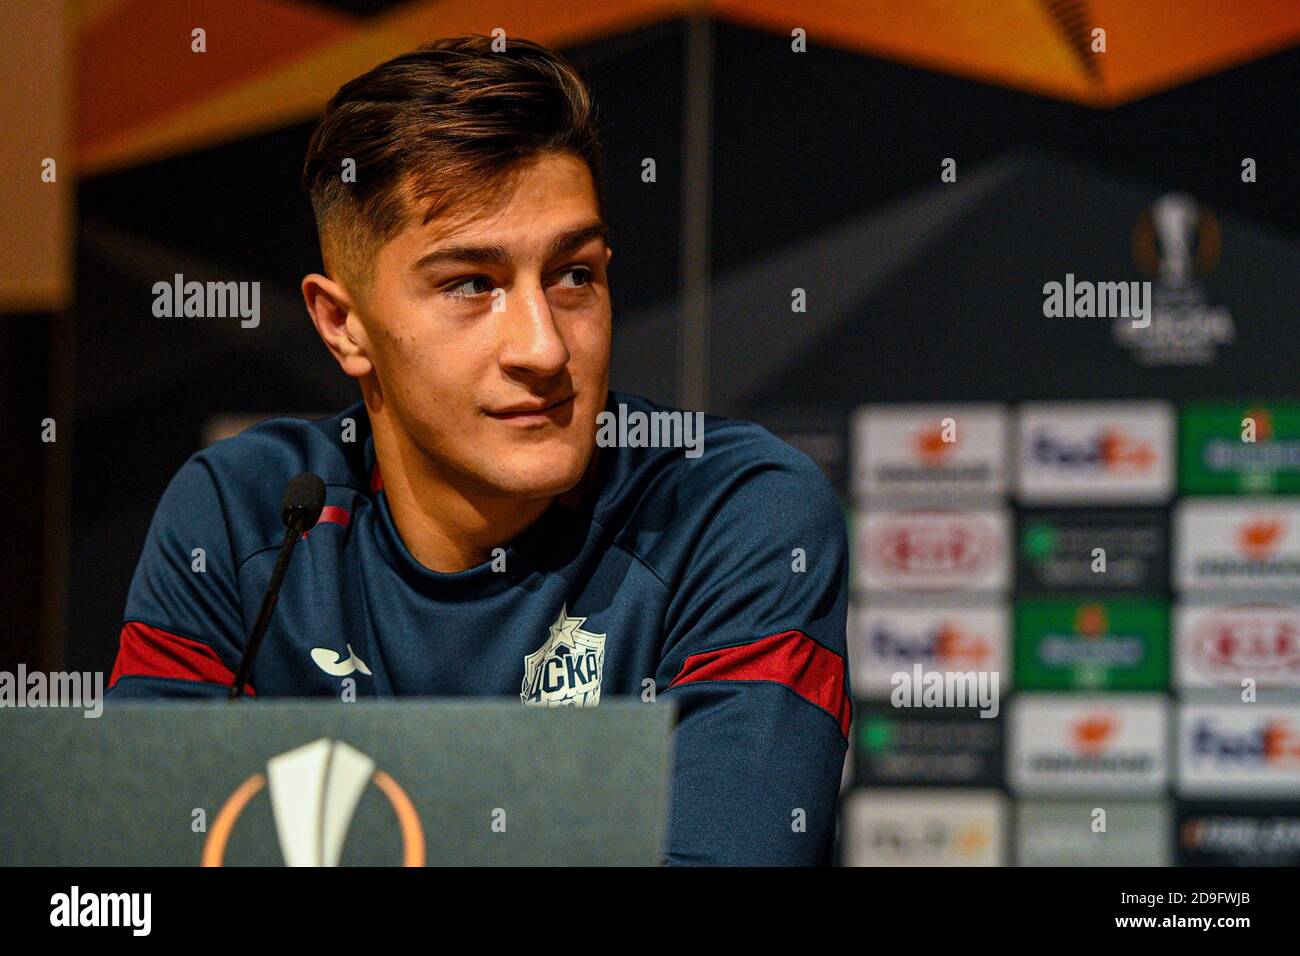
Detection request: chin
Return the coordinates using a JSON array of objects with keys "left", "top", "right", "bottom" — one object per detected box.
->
[{"left": 483, "top": 442, "right": 591, "bottom": 499}]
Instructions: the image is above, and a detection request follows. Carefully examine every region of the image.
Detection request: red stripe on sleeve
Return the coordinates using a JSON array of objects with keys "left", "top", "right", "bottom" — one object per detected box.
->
[
  {"left": 317, "top": 505, "right": 350, "bottom": 527},
  {"left": 109, "top": 621, "right": 253, "bottom": 694},
  {"left": 302, "top": 505, "right": 350, "bottom": 539},
  {"left": 667, "top": 629, "right": 850, "bottom": 737}
]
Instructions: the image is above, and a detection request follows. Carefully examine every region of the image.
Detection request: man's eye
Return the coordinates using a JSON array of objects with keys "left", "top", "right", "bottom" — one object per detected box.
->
[
  {"left": 555, "top": 267, "right": 593, "bottom": 289},
  {"left": 444, "top": 276, "right": 494, "bottom": 298}
]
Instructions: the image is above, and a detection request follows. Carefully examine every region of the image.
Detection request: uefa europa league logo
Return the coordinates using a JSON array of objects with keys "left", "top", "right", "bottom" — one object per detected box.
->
[
  {"left": 1151, "top": 193, "right": 1199, "bottom": 289},
  {"left": 1133, "top": 191, "right": 1222, "bottom": 289},
  {"left": 202, "top": 738, "right": 425, "bottom": 866}
]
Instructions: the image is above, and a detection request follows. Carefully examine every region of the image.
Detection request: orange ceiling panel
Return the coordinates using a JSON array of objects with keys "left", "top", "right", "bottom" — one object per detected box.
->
[
  {"left": 75, "top": 0, "right": 1300, "bottom": 175},
  {"left": 714, "top": 0, "right": 1300, "bottom": 106},
  {"left": 78, "top": 0, "right": 355, "bottom": 150}
]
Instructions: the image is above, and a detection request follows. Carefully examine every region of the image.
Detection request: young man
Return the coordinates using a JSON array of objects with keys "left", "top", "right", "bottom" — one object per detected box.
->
[{"left": 108, "top": 35, "right": 851, "bottom": 865}]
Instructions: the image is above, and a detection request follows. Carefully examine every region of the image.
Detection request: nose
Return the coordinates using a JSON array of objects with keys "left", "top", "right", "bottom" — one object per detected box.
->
[{"left": 497, "top": 281, "right": 570, "bottom": 381}]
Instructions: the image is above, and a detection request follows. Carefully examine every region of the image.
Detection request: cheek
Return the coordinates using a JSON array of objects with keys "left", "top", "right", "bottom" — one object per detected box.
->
[
  {"left": 382, "top": 320, "right": 485, "bottom": 393},
  {"left": 366, "top": 299, "right": 423, "bottom": 370},
  {"left": 567, "top": 312, "right": 612, "bottom": 368},
  {"left": 378, "top": 334, "right": 435, "bottom": 399}
]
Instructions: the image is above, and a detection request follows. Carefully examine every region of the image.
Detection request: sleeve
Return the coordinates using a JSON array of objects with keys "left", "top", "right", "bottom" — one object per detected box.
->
[
  {"left": 656, "top": 453, "right": 851, "bottom": 865},
  {"left": 106, "top": 455, "right": 249, "bottom": 699}
]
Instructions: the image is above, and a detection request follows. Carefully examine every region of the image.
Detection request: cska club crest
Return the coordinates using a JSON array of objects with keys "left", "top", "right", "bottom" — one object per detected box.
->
[{"left": 521, "top": 606, "right": 607, "bottom": 707}]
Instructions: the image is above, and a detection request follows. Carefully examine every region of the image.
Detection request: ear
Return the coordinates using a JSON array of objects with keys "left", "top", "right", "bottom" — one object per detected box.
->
[
  {"left": 605, "top": 245, "right": 613, "bottom": 265},
  {"left": 301, "top": 273, "right": 373, "bottom": 378}
]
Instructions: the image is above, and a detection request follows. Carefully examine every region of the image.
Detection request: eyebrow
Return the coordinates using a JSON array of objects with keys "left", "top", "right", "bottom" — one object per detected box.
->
[{"left": 410, "top": 221, "right": 608, "bottom": 273}]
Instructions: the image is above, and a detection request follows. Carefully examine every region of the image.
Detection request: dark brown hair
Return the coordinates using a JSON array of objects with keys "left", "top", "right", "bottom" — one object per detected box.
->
[{"left": 303, "top": 34, "right": 604, "bottom": 288}]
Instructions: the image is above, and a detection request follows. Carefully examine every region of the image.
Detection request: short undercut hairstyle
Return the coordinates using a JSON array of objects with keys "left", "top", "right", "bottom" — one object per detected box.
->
[{"left": 302, "top": 34, "right": 605, "bottom": 290}]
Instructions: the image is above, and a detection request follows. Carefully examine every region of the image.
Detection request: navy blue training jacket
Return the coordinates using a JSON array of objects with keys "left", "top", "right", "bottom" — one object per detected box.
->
[{"left": 108, "top": 391, "right": 851, "bottom": 864}]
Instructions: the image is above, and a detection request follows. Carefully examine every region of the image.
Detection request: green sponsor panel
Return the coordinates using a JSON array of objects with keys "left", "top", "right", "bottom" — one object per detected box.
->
[
  {"left": 858, "top": 715, "right": 894, "bottom": 753},
  {"left": 1180, "top": 402, "right": 1300, "bottom": 494},
  {"left": 1014, "top": 597, "right": 1168, "bottom": 690}
]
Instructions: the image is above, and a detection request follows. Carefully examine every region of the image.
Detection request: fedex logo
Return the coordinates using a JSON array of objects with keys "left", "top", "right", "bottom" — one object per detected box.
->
[
  {"left": 1016, "top": 403, "right": 1173, "bottom": 504},
  {"left": 1191, "top": 719, "right": 1300, "bottom": 766},
  {"left": 849, "top": 605, "right": 1008, "bottom": 698},
  {"left": 1179, "top": 704, "right": 1300, "bottom": 795},
  {"left": 869, "top": 622, "right": 992, "bottom": 668},
  {"left": 1028, "top": 428, "right": 1157, "bottom": 474}
]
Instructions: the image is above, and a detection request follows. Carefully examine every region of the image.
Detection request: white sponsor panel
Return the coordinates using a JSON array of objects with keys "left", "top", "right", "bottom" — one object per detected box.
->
[
  {"left": 1015, "top": 801, "right": 1172, "bottom": 866},
  {"left": 853, "top": 507, "right": 1011, "bottom": 594},
  {"left": 841, "top": 789, "right": 1006, "bottom": 866},
  {"left": 1174, "top": 601, "right": 1300, "bottom": 689},
  {"left": 1010, "top": 693, "right": 1168, "bottom": 795},
  {"left": 848, "top": 602, "right": 1009, "bottom": 698},
  {"left": 1178, "top": 703, "right": 1300, "bottom": 796},
  {"left": 1015, "top": 402, "right": 1174, "bottom": 504},
  {"left": 1174, "top": 499, "right": 1300, "bottom": 592},
  {"left": 852, "top": 404, "right": 1008, "bottom": 499}
]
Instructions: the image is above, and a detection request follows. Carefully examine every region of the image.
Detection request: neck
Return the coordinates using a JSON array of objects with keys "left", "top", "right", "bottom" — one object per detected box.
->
[{"left": 369, "top": 416, "right": 552, "bottom": 575}]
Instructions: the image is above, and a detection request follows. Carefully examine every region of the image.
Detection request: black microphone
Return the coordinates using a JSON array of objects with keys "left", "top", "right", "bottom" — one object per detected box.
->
[{"left": 228, "top": 472, "right": 326, "bottom": 699}]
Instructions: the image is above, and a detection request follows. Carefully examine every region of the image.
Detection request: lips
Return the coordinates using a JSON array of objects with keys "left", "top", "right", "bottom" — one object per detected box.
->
[{"left": 487, "top": 395, "right": 574, "bottom": 419}]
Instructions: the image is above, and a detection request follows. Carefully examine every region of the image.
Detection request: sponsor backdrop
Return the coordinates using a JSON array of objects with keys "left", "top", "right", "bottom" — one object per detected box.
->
[{"left": 842, "top": 400, "right": 1300, "bottom": 866}]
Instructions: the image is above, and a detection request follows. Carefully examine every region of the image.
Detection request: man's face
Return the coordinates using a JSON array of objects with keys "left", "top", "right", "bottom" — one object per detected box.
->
[{"left": 358, "top": 152, "right": 611, "bottom": 501}]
